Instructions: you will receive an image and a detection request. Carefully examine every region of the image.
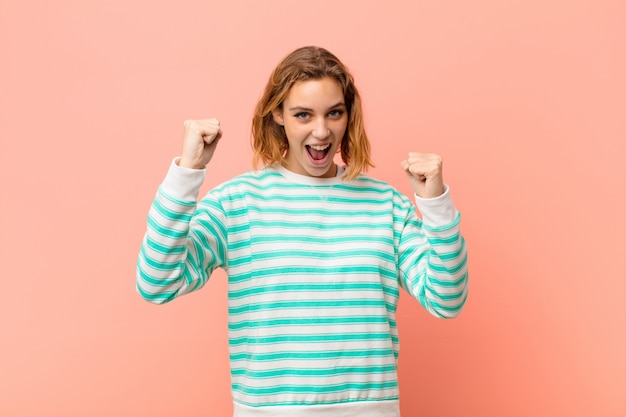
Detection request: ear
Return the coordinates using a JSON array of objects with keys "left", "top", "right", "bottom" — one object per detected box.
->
[{"left": 272, "top": 107, "right": 284, "bottom": 126}]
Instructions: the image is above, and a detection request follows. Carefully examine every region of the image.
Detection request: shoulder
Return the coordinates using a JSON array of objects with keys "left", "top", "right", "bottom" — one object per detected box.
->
[
  {"left": 220, "top": 167, "right": 280, "bottom": 188},
  {"left": 348, "top": 173, "right": 392, "bottom": 189},
  {"left": 347, "top": 173, "right": 409, "bottom": 199},
  {"left": 347, "top": 173, "right": 415, "bottom": 218},
  {"left": 204, "top": 167, "right": 284, "bottom": 199}
]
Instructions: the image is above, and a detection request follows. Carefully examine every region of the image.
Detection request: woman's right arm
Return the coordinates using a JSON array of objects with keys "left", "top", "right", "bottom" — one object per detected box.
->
[{"left": 136, "top": 119, "right": 226, "bottom": 304}]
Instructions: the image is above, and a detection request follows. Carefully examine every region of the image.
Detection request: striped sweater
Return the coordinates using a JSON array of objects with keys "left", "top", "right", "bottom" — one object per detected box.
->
[{"left": 137, "top": 159, "right": 468, "bottom": 417}]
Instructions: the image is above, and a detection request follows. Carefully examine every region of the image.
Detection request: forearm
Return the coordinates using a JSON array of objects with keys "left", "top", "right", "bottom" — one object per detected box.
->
[
  {"left": 401, "top": 186, "right": 469, "bottom": 318},
  {"left": 136, "top": 159, "right": 224, "bottom": 304},
  {"left": 418, "top": 214, "right": 468, "bottom": 318}
]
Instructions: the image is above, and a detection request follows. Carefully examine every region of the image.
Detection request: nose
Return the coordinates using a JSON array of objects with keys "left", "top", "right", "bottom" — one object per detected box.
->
[{"left": 312, "top": 118, "right": 330, "bottom": 139}]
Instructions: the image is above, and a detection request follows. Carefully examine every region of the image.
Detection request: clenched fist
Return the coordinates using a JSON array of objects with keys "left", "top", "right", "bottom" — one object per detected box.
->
[
  {"left": 400, "top": 152, "right": 445, "bottom": 198},
  {"left": 179, "top": 119, "right": 223, "bottom": 169}
]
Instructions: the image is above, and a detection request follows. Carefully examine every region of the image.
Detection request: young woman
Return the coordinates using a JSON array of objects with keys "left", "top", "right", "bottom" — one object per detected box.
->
[{"left": 137, "top": 46, "right": 468, "bottom": 417}]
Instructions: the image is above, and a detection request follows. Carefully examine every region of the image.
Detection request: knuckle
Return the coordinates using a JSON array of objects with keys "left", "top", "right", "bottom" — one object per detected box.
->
[{"left": 183, "top": 119, "right": 196, "bottom": 129}]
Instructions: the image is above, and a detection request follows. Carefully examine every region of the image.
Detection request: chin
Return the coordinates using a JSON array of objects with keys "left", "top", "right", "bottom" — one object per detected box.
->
[{"left": 307, "top": 164, "right": 335, "bottom": 178}]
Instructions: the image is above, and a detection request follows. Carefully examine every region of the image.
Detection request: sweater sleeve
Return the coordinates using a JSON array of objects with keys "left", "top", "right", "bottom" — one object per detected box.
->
[
  {"left": 136, "top": 158, "right": 228, "bottom": 304},
  {"left": 397, "top": 186, "right": 469, "bottom": 318}
]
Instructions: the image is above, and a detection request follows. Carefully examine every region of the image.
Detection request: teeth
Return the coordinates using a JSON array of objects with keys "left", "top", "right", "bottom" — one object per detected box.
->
[{"left": 309, "top": 144, "right": 330, "bottom": 151}]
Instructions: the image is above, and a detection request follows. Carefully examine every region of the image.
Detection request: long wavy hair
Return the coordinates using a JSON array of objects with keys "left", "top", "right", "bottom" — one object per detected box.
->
[{"left": 251, "top": 46, "right": 373, "bottom": 180}]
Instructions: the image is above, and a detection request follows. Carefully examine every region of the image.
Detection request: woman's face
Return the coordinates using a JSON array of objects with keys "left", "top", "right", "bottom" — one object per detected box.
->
[{"left": 272, "top": 77, "right": 348, "bottom": 178}]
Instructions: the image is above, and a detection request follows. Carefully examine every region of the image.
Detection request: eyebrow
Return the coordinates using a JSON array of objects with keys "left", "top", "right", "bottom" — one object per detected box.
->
[{"left": 288, "top": 102, "right": 346, "bottom": 112}]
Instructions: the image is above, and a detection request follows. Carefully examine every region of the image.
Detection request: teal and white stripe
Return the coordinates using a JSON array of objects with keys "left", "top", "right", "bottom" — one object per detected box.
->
[{"left": 137, "top": 162, "right": 468, "bottom": 414}]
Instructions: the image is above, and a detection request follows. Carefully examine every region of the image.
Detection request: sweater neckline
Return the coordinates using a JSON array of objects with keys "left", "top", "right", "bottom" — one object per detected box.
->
[{"left": 272, "top": 163, "right": 346, "bottom": 186}]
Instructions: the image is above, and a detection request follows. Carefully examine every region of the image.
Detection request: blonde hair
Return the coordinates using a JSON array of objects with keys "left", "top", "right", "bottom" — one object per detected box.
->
[{"left": 251, "top": 46, "right": 373, "bottom": 180}]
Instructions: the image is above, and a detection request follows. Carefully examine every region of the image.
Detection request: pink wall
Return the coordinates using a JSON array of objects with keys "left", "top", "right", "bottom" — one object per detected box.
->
[{"left": 1, "top": 1, "right": 624, "bottom": 416}]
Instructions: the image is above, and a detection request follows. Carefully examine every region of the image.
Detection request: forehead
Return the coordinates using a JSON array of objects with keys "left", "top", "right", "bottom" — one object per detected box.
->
[{"left": 284, "top": 77, "right": 345, "bottom": 107}]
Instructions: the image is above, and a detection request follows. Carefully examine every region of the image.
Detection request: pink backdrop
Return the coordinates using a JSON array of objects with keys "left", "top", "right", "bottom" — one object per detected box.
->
[{"left": 1, "top": 1, "right": 624, "bottom": 416}]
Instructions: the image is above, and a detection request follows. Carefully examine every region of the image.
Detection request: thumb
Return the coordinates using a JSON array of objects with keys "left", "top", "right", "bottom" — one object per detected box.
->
[
  {"left": 401, "top": 160, "right": 425, "bottom": 179},
  {"left": 400, "top": 160, "right": 411, "bottom": 176},
  {"left": 400, "top": 159, "right": 426, "bottom": 194}
]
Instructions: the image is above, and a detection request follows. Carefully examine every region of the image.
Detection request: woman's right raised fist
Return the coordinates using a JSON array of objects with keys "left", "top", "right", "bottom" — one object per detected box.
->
[{"left": 179, "top": 118, "right": 223, "bottom": 169}]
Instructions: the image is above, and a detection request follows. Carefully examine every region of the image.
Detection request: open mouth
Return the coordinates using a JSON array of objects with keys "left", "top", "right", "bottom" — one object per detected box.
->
[{"left": 306, "top": 143, "right": 331, "bottom": 162}]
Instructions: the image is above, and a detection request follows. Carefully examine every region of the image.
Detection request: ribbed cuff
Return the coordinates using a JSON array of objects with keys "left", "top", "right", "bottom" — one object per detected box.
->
[
  {"left": 414, "top": 185, "right": 459, "bottom": 228},
  {"left": 159, "top": 157, "right": 207, "bottom": 202}
]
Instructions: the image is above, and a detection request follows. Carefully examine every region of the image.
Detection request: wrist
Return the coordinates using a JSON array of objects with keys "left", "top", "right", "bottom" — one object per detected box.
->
[{"left": 178, "top": 157, "right": 205, "bottom": 170}]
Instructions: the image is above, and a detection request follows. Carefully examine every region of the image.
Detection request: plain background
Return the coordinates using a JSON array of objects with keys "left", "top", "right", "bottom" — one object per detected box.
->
[{"left": 1, "top": 0, "right": 624, "bottom": 416}]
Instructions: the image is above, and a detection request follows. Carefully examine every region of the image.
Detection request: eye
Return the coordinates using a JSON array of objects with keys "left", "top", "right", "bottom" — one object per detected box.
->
[
  {"left": 328, "top": 109, "right": 344, "bottom": 118},
  {"left": 294, "top": 112, "right": 310, "bottom": 120}
]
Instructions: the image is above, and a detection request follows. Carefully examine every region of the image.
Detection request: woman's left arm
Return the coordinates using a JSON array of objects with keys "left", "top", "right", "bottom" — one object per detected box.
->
[{"left": 397, "top": 153, "right": 469, "bottom": 318}]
